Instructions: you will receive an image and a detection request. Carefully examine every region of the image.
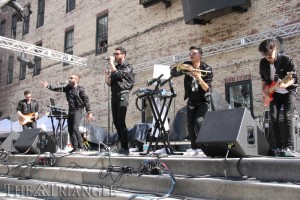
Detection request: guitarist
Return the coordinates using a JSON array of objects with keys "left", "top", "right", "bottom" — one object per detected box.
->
[
  {"left": 17, "top": 90, "right": 39, "bottom": 129},
  {"left": 259, "top": 39, "right": 298, "bottom": 156}
]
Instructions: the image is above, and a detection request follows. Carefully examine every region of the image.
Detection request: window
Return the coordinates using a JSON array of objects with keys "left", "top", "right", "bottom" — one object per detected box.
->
[
  {"left": 34, "top": 43, "right": 42, "bottom": 75},
  {"left": 11, "top": 14, "right": 17, "bottom": 39},
  {"left": 7, "top": 56, "right": 14, "bottom": 84},
  {"left": 225, "top": 80, "right": 254, "bottom": 116},
  {"left": 0, "top": 20, "right": 5, "bottom": 36},
  {"left": 22, "top": 6, "right": 31, "bottom": 35},
  {"left": 66, "top": 0, "right": 75, "bottom": 13},
  {"left": 64, "top": 29, "right": 74, "bottom": 65},
  {"left": 19, "top": 63, "right": 26, "bottom": 80},
  {"left": 96, "top": 14, "right": 108, "bottom": 55},
  {"left": 37, "top": 0, "right": 45, "bottom": 28}
]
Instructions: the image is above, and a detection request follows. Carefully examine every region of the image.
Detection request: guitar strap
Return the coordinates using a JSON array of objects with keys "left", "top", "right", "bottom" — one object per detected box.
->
[{"left": 274, "top": 53, "right": 283, "bottom": 78}]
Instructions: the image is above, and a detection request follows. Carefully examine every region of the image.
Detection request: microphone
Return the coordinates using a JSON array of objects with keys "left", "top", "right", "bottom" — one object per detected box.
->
[
  {"left": 57, "top": 81, "right": 68, "bottom": 85},
  {"left": 147, "top": 74, "right": 164, "bottom": 86},
  {"left": 102, "top": 56, "right": 110, "bottom": 60},
  {"left": 160, "top": 76, "right": 173, "bottom": 87}
]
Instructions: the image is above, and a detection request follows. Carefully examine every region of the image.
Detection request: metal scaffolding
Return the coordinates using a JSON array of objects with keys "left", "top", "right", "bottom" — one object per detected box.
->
[
  {"left": 134, "top": 22, "right": 300, "bottom": 71},
  {"left": 0, "top": 36, "right": 87, "bottom": 66}
]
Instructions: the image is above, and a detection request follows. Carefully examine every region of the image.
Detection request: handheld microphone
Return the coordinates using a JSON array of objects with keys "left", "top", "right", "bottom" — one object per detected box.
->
[
  {"left": 147, "top": 74, "right": 164, "bottom": 86},
  {"left": 57, "top": 81, "right": 68, "bottom": 85},
  {"left": 102, "top": 56, "right": 110, "bottom": 60}
]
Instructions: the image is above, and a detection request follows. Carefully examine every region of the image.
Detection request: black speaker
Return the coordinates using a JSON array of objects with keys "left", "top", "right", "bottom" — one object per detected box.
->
[
  {"left": 196, "top": 108, "right": 269, "bottom": 157},
  {"left": 181, "top": 0, "right": 251, "bottom": 25},
  {"left": 0, "top": 131, "right": 20, "bottom": 152},
  {"left": 14, "top": 129, "right": 57, "bottom": 154}
]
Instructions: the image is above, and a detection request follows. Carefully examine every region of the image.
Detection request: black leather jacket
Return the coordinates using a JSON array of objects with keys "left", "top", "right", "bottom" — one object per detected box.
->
[
  {"left": 259, "top": 53, "right": 298, "bottom": 95},
  {"left": 171, "top": 61, "right": 213, "bottom": 103},
  {"left": 47, "top": 84, "right": 92, "bottom": 113},
  {"left": 110, "top": 60, "right": 134, "bottom": 95},
  {"left": 17, "top": 99, "right": 39, "bottom": 115}
]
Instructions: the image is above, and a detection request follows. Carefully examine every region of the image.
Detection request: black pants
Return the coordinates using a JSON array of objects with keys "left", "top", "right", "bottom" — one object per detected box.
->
[
  {"left": 187, "top": 101, "right": 209, "bottom": 149},
  {"left": 270, "top": 92, "right": 296, "bottom": 149},
  {"left": 22, "top": 121, "right": 37, "bottom": 129},
  {"left": 67, "top": 110, "right": 83, "bottom": 149},
  {"left": 111, "top": 92, "right": 129, "bottom": 150}
]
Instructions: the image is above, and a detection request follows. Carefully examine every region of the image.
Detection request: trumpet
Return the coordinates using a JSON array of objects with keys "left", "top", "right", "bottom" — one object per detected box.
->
[{"left": 174, "top": 63, "right": 211, "bottom": 77}]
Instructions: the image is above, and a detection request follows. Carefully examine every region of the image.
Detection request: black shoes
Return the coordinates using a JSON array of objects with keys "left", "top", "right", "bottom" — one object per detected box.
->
[
  {"left": 68, "top": 148, "right": 77, "bottom": 153},
  {"left": 117, "top": 148, "right": 129, "bottom": 155}
]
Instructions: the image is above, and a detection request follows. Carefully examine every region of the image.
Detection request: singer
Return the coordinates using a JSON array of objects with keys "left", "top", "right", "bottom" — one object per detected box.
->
[
  {"left": 41, "top": 74, "right": 94, "bottom": 153},
  {"left": 105, "top": 47, "right": 134, "bottom": 155},
  {"left": 171, "top": 46, "right": 213, "bottom": 156}
]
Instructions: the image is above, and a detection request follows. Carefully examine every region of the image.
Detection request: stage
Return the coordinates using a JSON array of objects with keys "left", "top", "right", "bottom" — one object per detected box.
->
[{"left": 0, "top": 150, "right": 299, "bottom": 200}]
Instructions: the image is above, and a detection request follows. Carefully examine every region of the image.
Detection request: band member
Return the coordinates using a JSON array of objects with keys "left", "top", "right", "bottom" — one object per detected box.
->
[
  {"left": 259, "top": 39, "right": 298, "bottom": 156},
  {"left": 41, "top": 74, "right": 94, "bottom": 153},
  {"left": 17, "top": 90, "right": 39, "bottom": 129},
  {"left": 105, "top": 47, "right": 134, "bottom": 155},
  {"left": 171, "top": 46, "right": 213, "bottom": 156}
]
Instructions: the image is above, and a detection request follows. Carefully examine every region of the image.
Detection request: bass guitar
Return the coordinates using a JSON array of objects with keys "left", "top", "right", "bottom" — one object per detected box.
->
[
  {"left": 263, "top": 74, "right": 292, "bottom": 106},
  {"left": 19, "top": 113, "right": 36, "bottom": 125}
]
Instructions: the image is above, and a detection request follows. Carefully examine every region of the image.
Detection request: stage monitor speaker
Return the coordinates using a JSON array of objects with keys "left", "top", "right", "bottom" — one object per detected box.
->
[
  {"left": 14, "top": 129, "right": 57, "bottom": 154},
  {"left": 181, "top": 0, "right": 251, "bottom": 25},
  {"left": 0, "top": 131, "right": 20, "bottom": 153},
  {"left": 196, "top": 108, "right": 269, "bottom": 157}
]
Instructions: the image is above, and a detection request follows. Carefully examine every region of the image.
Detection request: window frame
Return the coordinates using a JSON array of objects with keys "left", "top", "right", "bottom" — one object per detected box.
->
[
  {"left": 36, "top": 0, "right": 45, "bottom": 28},
  {"left": 96, "top": 14, "right": 108, "bottom": 55},
  {"left": 11, "top": 14, "right": 17, "bottom": 39},
  {"left": 66, "top": 0, "right": 75, "bottom": 13},
  {"left": 33, "top": 43, "right": 42, "bottom": 76},
  {"left": 22, "top": 5, "right": 31, "bottom": 35},
  {"left": 64, "top": 29, "right": 74, "bottom": 66},
  {"left": 225, "top": 80, "right": 254, "bottom": 117},
  {"left": 0, "top": 20, "right": 5, "bottom": 36},
  {"left": 19, "top": 62, "right": 26, "bottom": 80},
  {"left": 7, "top": 56, "right": 14, "bottom": 84}
]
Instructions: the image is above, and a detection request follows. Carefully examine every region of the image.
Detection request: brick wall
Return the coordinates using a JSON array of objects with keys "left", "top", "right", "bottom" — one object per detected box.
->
[{"left": 0, "top": 0, "right": 299, "bottom": 129}]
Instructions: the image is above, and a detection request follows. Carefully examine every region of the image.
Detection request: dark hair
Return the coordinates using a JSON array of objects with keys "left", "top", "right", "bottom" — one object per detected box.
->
[
  {"left": 258, "top": 39, "right": 276, "bottom": 54},
  {"left": 115, "top": 47, "right": 126, "bottom": 55},
  {"left": 24, "top": 90, "right": 31, "bottom": 96},
  {"left": 190, "top": 46, "right": 203, "bottom": 56}
]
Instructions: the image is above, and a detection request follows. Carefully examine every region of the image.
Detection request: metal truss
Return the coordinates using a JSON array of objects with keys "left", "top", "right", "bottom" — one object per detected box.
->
[
  {"left": 134, "top": 22, "right": 300, "bottom": 71},
  {"left": 0, "top": 36, "right": 87, "bottom": 66}
]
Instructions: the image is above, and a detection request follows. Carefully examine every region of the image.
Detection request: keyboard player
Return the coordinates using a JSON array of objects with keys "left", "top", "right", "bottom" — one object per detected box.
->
[{"left": 41, "top": 74, "right": 94, "bottom": 153}]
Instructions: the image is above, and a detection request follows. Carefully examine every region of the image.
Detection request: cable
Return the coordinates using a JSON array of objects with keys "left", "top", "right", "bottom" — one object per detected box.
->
[{"left": 223, "top": 143, "right": 233, "bottom": 177}]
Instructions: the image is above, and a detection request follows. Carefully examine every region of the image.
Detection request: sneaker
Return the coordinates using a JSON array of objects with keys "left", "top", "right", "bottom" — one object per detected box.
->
[
  {"left": 129, "top": 148, "right": 139, "bottom": 152},
  {"left": 274, "top": 147, "right": 284, "bottom": 157},
  {"left": 68, "top": 148, "right": 77, "bottom": 154},
  {"left": 188, "top": 149, "right": 199, "bottom": 156},
  {"left": 117, "top": 148, "right": 129, "bottom": 155},
  {"left": 283, "top": 147, "right": 295, "bottom": 157}
]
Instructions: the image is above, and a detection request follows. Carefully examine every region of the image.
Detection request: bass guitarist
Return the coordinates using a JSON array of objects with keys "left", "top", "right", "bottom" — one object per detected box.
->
[
  {"left": 17, "top": 90, "right": 39, "bottom": 129},
  {"left": 259, "top": 39, "right": 298, "bottom": 156}
]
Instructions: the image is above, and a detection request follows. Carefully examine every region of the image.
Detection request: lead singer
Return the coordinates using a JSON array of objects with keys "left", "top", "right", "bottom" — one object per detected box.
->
[
  {"left": 171, "top": 46, "right": 213, "bottom": 156},
  {"left": 105, "top": 47, "right": 134, "bottom": 155},
  {"left": 41, "top": 74, "right": 94, "bottom": 153}
]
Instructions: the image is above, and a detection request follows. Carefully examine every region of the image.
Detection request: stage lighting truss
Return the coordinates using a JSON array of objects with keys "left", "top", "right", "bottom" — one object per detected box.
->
[
  {"left": 134, "top": 22, "right": 300, "bottom": 72},
  {"left": 0, "top": 36, "right": 87, "bottom": 66}
]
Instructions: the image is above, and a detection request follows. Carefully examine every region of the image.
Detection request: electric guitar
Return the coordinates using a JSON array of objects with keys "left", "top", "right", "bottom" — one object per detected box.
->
[
  {"left": 263, "top": 74, "right": 293, "bottom": 106},
  {"left": 19, "top": 113, "right": 36, "bottom": 125}
]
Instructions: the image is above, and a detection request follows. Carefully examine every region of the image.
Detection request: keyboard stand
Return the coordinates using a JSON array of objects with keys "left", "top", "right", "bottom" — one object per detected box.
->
[{"left": 140, "top": 80, "right": 183, "bottom": 155}]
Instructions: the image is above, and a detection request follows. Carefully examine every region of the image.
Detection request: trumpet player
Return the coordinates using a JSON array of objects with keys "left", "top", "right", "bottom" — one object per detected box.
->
[{"left": 171, "top": 46, "right": 213, "bottom": 156}]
